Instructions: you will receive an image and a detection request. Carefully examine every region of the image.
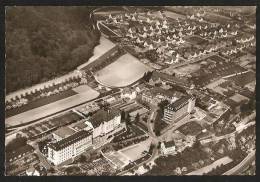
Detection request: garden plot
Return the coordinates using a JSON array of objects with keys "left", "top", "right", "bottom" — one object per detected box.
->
[
  {"left": 6, "top": 86, "right": 99, "bottom": 127},
  {"left": 95, "top": 53, "right": 152, "bottom": 88}
]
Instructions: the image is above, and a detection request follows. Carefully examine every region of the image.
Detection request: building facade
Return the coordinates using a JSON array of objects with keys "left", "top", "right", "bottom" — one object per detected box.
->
[
  {"left": 163, "top": 95, "right": 195, "bottom": 123},
  {"left": 47, "top": 130, "right": 92, "bottom": 165},
  {"left": 161, "top": 140, "right": 176, "bottom": 155}
]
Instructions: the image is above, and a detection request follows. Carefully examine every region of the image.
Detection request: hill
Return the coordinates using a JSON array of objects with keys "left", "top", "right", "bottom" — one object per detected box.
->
[{"left": 5, "top": 6, "right": 100, "bottom": 93}]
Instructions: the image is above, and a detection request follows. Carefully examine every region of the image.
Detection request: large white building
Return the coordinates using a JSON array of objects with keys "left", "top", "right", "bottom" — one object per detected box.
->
[
  {"left": 86, "top": 108, "right": 122, "bottom": 144},
  {"left": 161, "top": 140, "right": 176, "bottom": 155},
  {"left": 163, "top": 95, "right": 195, "bottom": 123},
  {"left": 47, "top": 130, "right": 92, "bottom": 165},
  {"left": 47, "top": 109, "right": 123, "bottom": 165}
]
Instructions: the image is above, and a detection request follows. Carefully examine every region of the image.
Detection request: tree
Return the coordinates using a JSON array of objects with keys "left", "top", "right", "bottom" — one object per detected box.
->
[
  {"left": 125, "top": 113, "right": 131, "bottom": 125},
  {"left": 134, "top": 113, "right": 140, "bottom": 123},
  {"left": 78, "top": 155, "right": 87, "bottom": 163},
  {"left": 6, "top": 136, "right": 27, "bottom": 152},
  {"left": 158, "top": 100, "right": 169, "bottom": 111},
  {"left": 48, "top": 167, "right": 55, "bottom": 173},
  {"left": 121, "top": 110, "right": 126, "bottom": 121}
]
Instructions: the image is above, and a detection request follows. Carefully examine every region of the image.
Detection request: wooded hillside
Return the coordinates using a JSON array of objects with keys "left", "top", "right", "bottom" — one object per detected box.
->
[{"left": 6, "top": 6, "right": 100, "bottom": 93}]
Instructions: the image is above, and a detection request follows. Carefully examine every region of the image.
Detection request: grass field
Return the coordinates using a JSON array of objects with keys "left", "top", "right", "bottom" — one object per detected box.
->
[
  {"left": 95, "top": 53, "right": 152, "bottom": 87},
  {"left": 5, "top": 85, "right": 99, "bottom": 127}
]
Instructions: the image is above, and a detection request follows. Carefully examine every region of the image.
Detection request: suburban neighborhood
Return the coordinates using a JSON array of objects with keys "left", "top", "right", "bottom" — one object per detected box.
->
[{"left": 5, "top": 6, "right": 256, "bottom": 176}]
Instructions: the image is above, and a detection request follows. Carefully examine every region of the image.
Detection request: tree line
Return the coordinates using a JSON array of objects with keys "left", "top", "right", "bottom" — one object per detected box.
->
[{"left": 6, "top": 6, "right": 101, "bottom": 93}]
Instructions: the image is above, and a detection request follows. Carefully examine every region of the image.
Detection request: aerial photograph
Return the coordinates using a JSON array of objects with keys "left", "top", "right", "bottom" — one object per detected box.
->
[{"left": 5, "top": 6, "right": 255, "bottom": 176}]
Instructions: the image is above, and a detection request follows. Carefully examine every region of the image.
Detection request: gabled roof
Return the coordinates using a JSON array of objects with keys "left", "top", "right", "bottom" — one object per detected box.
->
[
  {"left": 49, "top": 130, "right": 92, "bottom": 151},
  {"left": 89, "top": 108, "right": 120, "bottom": 128},
  {"left": 164, "top": 140, "right": 175, "bottom": 148},
  {"left": 167, "top": 95, "right": 193, "bottom": 111}
]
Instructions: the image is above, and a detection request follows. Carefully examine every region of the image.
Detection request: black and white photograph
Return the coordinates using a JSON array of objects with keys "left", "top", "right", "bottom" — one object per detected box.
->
[{"left": 4, "top": 6, "right": 256, "bottom": 176}]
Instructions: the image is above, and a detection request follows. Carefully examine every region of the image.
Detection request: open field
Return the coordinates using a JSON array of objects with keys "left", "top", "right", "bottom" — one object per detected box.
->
[
  {"left": 186, "top": 36, "right": 208, "bottom": 45},
  {"left": 95, "top": 53, "right": 152, "bottom": 87},
  {"left": 172, "top": 63, "right": 201, "bottom": 76},
  {"left": 103, "top": 151, "right": 129, "bottom": 169},
  {"left": 5, "top": 85, "right": 99, "bottom": 127},
  {"left": 119, "top": 138, "right": 151, "bottom": 162},
  {"left": 163, "top": 10, "right": 186, "bottom": 20},
  {"left": 77, "top": 36, "right": 116, "bottom": 70}
]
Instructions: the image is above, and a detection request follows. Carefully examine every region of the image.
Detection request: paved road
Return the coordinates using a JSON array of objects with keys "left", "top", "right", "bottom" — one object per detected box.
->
[{"left": 223, "top": 150, "right": 255, "bottom": 175}]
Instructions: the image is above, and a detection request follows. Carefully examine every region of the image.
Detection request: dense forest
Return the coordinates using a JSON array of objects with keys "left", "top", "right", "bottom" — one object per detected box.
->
[{"left": 6, "top": 6, "right": 101, "bottom": 93}]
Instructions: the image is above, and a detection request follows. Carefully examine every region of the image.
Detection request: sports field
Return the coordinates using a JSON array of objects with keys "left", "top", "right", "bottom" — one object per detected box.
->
[
  {"left": 94, "top": 53, "right": 152, "bottom": 87},
  {"left": 5, "top": 85, "right": 99, "bottom": 127},
  {"left": 119, "top": 138, "right": 151, "bottom": 161}
]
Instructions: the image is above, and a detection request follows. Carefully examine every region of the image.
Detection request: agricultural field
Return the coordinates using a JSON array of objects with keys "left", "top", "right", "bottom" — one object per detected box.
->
[
  {"left": 95, "top": 53, "right": 152, "bottom": 87},
  {"left": 6, "top": 85, "right": 99, "bottom": 128}
]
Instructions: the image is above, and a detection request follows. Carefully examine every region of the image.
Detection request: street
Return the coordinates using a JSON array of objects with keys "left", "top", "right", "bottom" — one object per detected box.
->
[{"left": 223, "top": 150, "right": 255, "bottom": 175}]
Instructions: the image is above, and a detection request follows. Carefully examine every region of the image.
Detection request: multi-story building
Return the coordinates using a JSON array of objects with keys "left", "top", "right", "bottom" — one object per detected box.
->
[
  {"left": 47, "top": 130, "right": 92, "bottom": 165},
  {"left": 161, "top": 140, "right": 176, "bottom": 155},
  {"left": 163, "top": 95, "right": 195, "bottom": 123},
  {"left": 85, "top": 108, "right": 122, "bottom": 144},
  {"left": 141, "top": 87, "right": 183, "bottom": 106}
]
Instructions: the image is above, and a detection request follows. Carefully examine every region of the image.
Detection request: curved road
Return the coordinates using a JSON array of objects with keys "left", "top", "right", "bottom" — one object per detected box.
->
[{"left": 223, "top": 150, "right": 255, "bottom": 175}]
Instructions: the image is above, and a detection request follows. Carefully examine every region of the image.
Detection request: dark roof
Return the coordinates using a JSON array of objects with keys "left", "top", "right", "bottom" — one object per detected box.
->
[
  {"left": 6, "top": 144, "right": 34, "bottom": 161},
  {"left": 164, "top": 140, "right": 175, "bottom": 148},
  {"left": 53, "top": 126, "right": 76, "bottom": 139},
  {"left": 151, "top": 71, "right": 189, "bottom": 86},
  {"left": 49, "top": 130, "right": 92, "bottom": 151},
  {"left": 167, "top": 95, "right": 193, "bottom": 111},
  {"left": 89, "top": 108, "right": 120, "bottom": 128},
  {"left": 224, "top": 99, "right": 240, "bottom": 109},
  {"left": 72, "top": 122, "right": 88, "bottom": 131}
]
